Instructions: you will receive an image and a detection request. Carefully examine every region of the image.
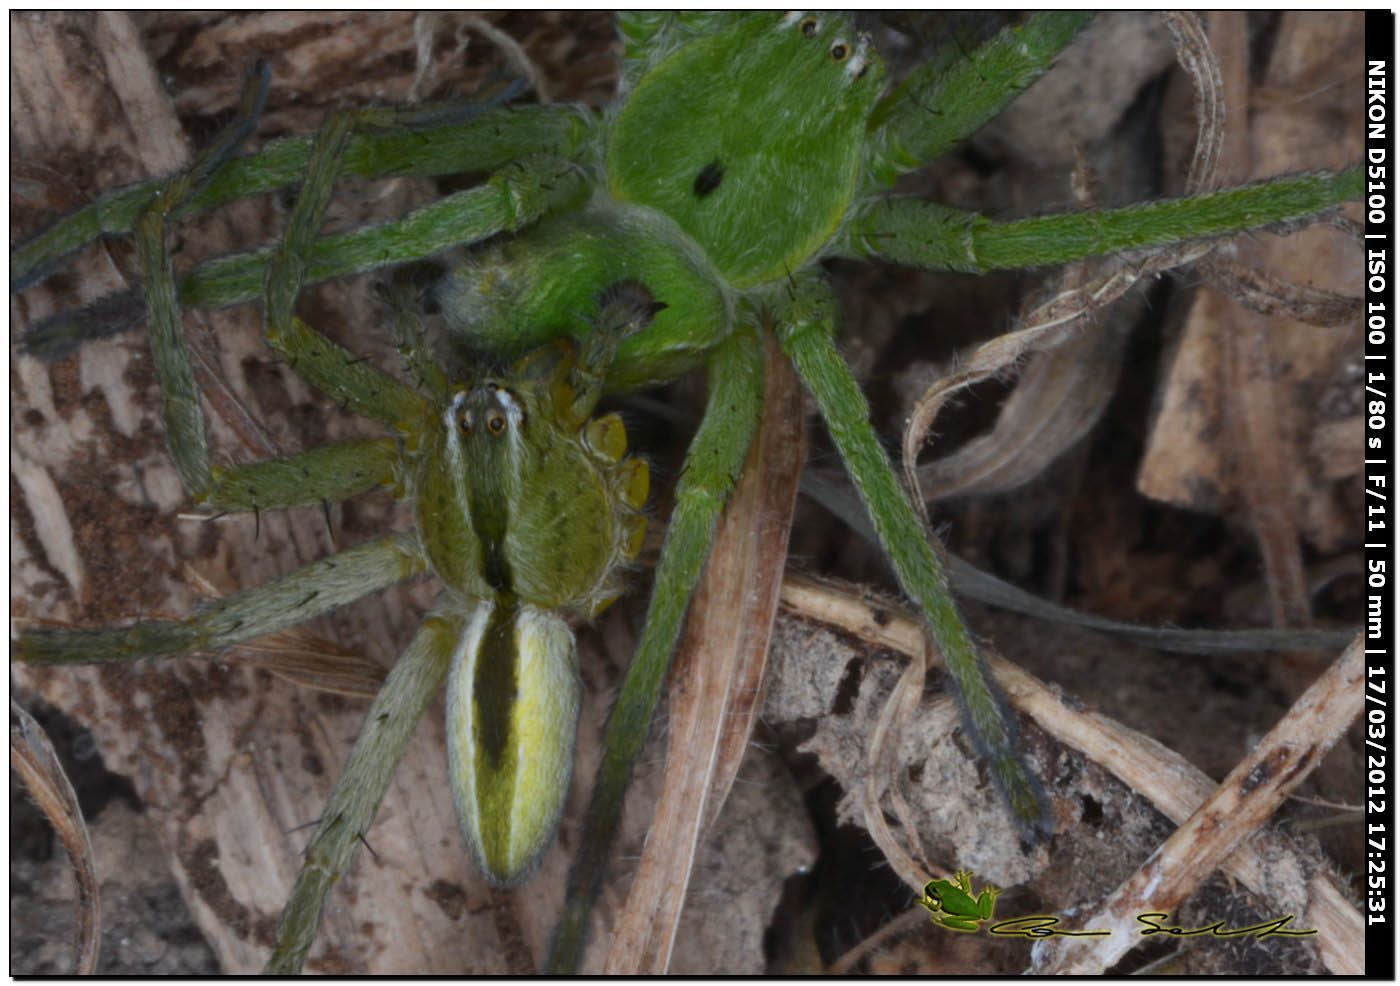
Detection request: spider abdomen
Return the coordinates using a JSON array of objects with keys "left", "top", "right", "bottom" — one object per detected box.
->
[
  {"left": 414, "top": 335, "right": 649, "bottom": 885},
  {"left": 445, "top": 599, "right": 581, "bottom": 885}
]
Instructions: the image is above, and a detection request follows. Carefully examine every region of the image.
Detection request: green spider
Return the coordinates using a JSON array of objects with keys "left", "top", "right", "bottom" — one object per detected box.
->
[{"left": 10, "top": 11, "right": 1361, "bottom": 974}]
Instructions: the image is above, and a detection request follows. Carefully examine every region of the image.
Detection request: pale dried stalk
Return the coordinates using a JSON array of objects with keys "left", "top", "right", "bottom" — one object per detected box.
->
[
  {"left": 604, "top": 340, "right": 806, "bottom": 973},
  {"left": 462, "top": 15, "right": 551, "bottom": 104},
  {"left": 900, "top": 246, "right": 1206, "bottom": 514},
  {"left": 902, "top": 11, "right": 1224, "bottom": 511},
  {"left": 1030, "top": 636, "right": 1363, "bottom": 974},
  {"left": 1204, "top": 257, "right": 1362, "bottom": 328},
  {"left": 778, "top": 574, "right": 1364, "bottom": 975},
  {"left": 1208, "top": 10, "right": 1312, "bottom": 631},
  {"left": 915, "top": 323, "right": 1120, "bottom": 500},
  {"left": 1164, "top": 11, "right": 1225, "bottom": 195},
  {"left": 858, "top": 643, "right": 936, "bottom": 893},
  {"left": 11, "top": 699, "right": 102, "bottom": 974}
]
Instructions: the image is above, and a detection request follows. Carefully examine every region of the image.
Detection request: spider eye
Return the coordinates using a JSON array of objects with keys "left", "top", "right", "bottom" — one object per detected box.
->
[
  {"left": 799, "top": 16, "right": 819, "bottom": 37},
  {"left": 459, "top": 411, "right": 474, "bottom": 434},
  {"left": 830, "top": 41, "right": 848, "bottom": 61},
  {"left": 487, "top": 413, "right": 507, "bottom": 435}
]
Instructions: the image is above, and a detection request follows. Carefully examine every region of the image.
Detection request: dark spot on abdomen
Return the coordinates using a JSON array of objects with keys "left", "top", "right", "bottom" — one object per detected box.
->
[{"left": 693, "top": 159, "right": 724, "bottom": 198}]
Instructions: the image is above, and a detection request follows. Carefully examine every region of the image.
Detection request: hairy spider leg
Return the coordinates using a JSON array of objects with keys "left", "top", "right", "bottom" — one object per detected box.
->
[
  {"left": 547, "top": 17, "right": 1102, "bottom": 958},
  {"left": 134, "top": 61, "right": 271, "bottom": 499},
  {"left": 130, "top": 65, "right": 416, "bottom": 517},
  {"left": 863, "top": 13, "right": 1093, "bottom": 188},
  {"left": 267, "top": 599, "right": 474, "bottom": 974},
  {"left": 252, "top": 89, "right": 662, "bottom": 957},
  {"left": 15, "top": 68, "right": 435, "bottom": 668},
  {"left": 775, "top": 273, "right": 1050, "bottom": 833},
  {"left": 13, "top": 534, "right": 426, "bottom": 667},
  {"left": 842, "top": 171, "right": 1364, "bottom": 276},
  {"left": 260, "top": 107, "right": 434, "bottom": 433},
  {"left": 15, "top": 101, "right": 593, "bottom": 356},
  {"left": 548, "top": 317, "right": 765, "bottom": 971}
]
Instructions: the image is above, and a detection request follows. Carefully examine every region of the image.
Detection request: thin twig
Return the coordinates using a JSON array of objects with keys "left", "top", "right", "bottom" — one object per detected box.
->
[
  {"left": 778, "top": 575, "right": 1364, "bottom": 975},
  {"left": 11, "top": 699, "right": 102, "bottom": 974},
  {"left": 462, "top": 16, "right": 550, "bottom": 104},
  {"left": 1029, "top": 636, "right": 1362, "bottom": 974},
  {"left": 1203, "top": 257, "right": 1362, "bottom": 327}
]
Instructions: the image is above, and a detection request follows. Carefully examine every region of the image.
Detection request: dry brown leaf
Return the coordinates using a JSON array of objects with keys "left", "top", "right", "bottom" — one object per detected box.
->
[
  {"left": 606, "top": 337, "right": 808, "bottom": 972},
  {"left": 1139, "top": 12, "right": 1365, "bottom": 566}
]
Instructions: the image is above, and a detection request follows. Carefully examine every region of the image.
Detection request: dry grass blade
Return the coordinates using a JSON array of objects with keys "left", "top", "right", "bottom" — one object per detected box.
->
[
  {"left": 915, "top": 322, "right": 1123, "bottom": 501},
  {"left": 462, "top": 15, "right": 551, "bottom": 104},
  {"left": 1162, "top": 11, "right": 1224, "bottom": 195},
  {"left": 857, "top": 640, "right": 934, "bottom": 893},
  {"left": 10, "top": 699, "right": 102, "bottom": 974},
  {"left": 1029, "top": 635, "right": 1363, "bottom": 974},
  {"left": 228, "top": 631, "right": 387, "bottom": 698},
  {"left": 901, "top": 279, "right": 1100, "bottom": 519},
  {"left": 779, "top": 575, "right": 1364, "bottom": 974},
  {"left": 803, "top": 471, "right": 1355, "bottom": 654},
  {"left": 604, "top": 338, "right": 807, "bottom": 973},
  {"left": 900, "top": 254, "right": 1187, "bottom": 514},
  {"left": 903, "top": 11, "right": 1226, "bottom": 510},
  {"left": 187, "top": 567, "right": 388, "bottom": 697},
  {"left": 1138, "top": 13, "right": 1362, "bottom": 616},
  {"left": 1203, "top": 257, "right": 1362, "bottom": 328}
]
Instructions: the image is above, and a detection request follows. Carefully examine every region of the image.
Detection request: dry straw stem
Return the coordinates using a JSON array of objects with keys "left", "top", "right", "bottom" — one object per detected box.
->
[
  {"left": 901, "top": 239, "right": 1207, "bottom": 507},
  {"left": 903, "top": 11, "right": 1221, "bottom": 511},
  {"left": 1203, "top": 257, "right": 1361, "bottom": 328},
  {"left": 1029, "top": 634, "right": 1363, "bottom": 974},
  {"left": 10, "top": 699, "right": 102, "bottom": 974},
  {"left": 1139, "top": 9, "right": 1364, "bottom": 629},
  {"left": 778, "top": 575, "right": 1364, "bottom": 975},
  {"left": 859, "top": 632, "right": 935, "bottom": 893},
  {"left": 1212, "top": 10, "right": 1308, "bottom": 631},
  {"left": 604, "top": 340, "right": 807, "bottom": 973}
]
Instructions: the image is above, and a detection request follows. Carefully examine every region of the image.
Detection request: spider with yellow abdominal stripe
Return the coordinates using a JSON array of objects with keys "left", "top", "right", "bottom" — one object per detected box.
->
[{"left": 10, "top": 11, "right": 1361, "bottom": 974}]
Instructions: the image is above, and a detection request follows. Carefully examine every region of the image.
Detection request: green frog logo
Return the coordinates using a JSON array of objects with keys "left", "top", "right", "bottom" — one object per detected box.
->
[{"left": 918, "top": 871, "right": 1002, "bottom": 933}]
